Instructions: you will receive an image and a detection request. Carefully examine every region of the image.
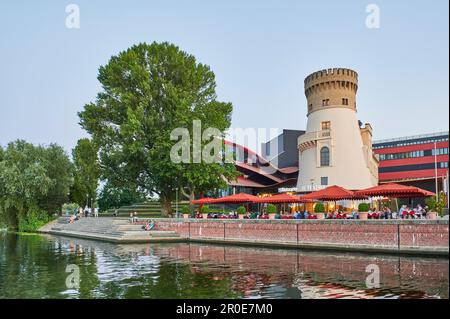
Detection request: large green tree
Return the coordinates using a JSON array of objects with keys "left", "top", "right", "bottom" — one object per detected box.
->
[
  {"left": 0, "top": 140, "right": 73, "bottom": 230},
  {"left": 70, "top": 138, "right": 100, "bottom": 208},
  {"left": 97, "top": 181, "right": 145, "bottom": 212},
  {"left": 79, "top": 42, "right": 238, "bottom": 215}
]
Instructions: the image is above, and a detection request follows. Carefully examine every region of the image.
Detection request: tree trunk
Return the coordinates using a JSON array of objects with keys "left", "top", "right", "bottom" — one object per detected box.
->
[{"left": 160, "top": 194, "right": 172, "bottom": 217}]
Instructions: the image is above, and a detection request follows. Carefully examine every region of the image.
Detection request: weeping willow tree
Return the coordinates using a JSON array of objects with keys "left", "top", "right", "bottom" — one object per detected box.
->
[{"left": 0, "top": 140, "right": 73, "bottom": 231}]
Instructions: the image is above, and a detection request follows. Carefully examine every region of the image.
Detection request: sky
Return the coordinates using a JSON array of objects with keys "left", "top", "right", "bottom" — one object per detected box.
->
[{"left": 0, "top": 0, "right": 448, "bottom": 153}]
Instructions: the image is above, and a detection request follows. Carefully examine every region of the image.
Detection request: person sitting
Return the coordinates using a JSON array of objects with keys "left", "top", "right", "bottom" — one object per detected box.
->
[
  {"left": 143, "top": 219, "right": 156, "bottom": 231},
  {"left": 304, "top": 211, "right": 309, "bottom": 219},
  {"left": 415, "top": 204, "right": 424, "bottom": 219}
]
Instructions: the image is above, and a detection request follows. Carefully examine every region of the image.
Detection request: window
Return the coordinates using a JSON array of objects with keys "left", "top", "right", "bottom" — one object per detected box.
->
[
  {"left": 322, "top": 99, "right": 330, "bottom": 106},
  {"left": 308, "top": 104, "right": 313, "bottom": 111},
  {"left": 342, "top": 98, "right": 348, "bottom": 105},
  {"left": 265, "top": 143, "right": 270, "bottom": 157},
  {"left": 320, "top": 147, "right": 330, "bottom": 166},
  {"left": 321, "top": 121, "right": 331, "bottom": 130},
  {"left": 321, "top": 177, "right": 328, "bottom": 186}
]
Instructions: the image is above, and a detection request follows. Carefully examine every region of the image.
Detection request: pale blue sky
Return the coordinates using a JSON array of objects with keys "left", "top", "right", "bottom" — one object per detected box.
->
[{"left": 0, "top": 0, "right": 448, "bottom": 152}]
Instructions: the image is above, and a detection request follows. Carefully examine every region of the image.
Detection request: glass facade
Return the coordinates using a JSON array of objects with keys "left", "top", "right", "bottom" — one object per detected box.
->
[{"left": 378, "top": 148, "right": 448, "bottom": 161}]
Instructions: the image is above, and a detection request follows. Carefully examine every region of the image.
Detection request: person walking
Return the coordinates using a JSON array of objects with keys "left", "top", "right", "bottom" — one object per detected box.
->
[{"left": 94, "top": 207, "right": 99, "bottom": 218}]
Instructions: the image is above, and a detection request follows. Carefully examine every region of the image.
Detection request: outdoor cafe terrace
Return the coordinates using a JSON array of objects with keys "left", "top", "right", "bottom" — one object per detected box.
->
[{"left": 189, "top": 184, "right": 444, "bottom": 221}]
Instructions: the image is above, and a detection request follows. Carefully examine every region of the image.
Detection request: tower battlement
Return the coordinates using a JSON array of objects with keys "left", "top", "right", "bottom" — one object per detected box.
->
[{"left": 304, "top": 68, "right": 359, "bottom": 115}]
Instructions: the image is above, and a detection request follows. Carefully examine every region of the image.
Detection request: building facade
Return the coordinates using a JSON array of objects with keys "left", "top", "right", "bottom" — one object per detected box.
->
[
  {"left": 373, "top": 131, "right": 449, "bottom": 193},
  {"left": 296, "top": 68, "right": 379, "bottom": 191},
  {"left": 261, "top": 129, "right": 305, "bottom": 169}
]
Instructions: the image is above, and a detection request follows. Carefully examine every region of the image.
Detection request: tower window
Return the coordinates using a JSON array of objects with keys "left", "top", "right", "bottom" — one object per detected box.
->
[
  {"left": 321, "top": 121, "right": 331, "bottom": 130},
  {"left": 322, "top": 99, "right": 330, "bottom": 106},
  {"left": 320, "top": 146, "right": 330, "bottom": 167},
  {"left": 342, "top": 98, "right": 349, "bottom": 105}
]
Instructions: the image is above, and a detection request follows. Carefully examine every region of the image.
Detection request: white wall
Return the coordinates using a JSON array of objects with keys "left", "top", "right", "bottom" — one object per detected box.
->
[{"left": 297, "top": 108, "right": 378, "bottom": 190}]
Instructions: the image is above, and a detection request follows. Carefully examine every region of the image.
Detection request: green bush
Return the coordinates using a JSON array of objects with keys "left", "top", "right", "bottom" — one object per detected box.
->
[
  {"left": 200, "top": 205, "right": 210, "bottom": 214},
  {"left": 236, "top": 206, "right": 246, "bottom": 214},
  {"left": 314, "top": 202, "right": 325, "bottom": 213},
  {"left": 426, "top": 192, "right": 447, "bottom": 217},
  {"left": 18, "top": 207, "right": 51, "bottom": 233},
  {"left": 358, "top": 203, "right": 370, "bottom": 212},
  {"left": 267, "top": 204, "right": 277, "bottom": 214},
  {"left": 181, "top": 206, "right": 190, "bottom": 215}
]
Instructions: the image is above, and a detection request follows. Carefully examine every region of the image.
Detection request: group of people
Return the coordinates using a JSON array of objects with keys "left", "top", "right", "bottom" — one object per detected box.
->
[
  {"left": 398, "top": 204, "right": 429, "bottom": 219},
  {"left": 68, "top": 206, "right": 99, "bottom": 223},
  {"left": 128, "top": 211, "right": 155, "bottom": 231},
  {"left": 191, "top": 203, "right": 431, "bottom": 220}
]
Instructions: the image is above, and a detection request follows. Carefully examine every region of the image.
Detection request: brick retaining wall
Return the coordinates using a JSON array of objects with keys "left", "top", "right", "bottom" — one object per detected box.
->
[{"left": 154, "top": 219, "right": 449, "bottom": 254}]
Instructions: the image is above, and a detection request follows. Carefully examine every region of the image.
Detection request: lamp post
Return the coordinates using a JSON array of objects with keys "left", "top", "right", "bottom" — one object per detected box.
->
[
  {"left": 434, "top": 142, "right": 438, "bottom": 201},
  {"left": 175, "top": 187, "right": 179, "bottom": 218}
]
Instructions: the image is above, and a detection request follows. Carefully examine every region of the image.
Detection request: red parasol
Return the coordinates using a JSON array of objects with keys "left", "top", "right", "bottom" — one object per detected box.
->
[
  {"left": 254, "top": 193, "right": 312, "bottom": 203},
  {"left": 301, "top": 185, "right": 367, "bottom": 201},
  {"left": 354, "top": 183, "right": 436, "bottom": 198},
  {"left": 209, "top": 193, "right": 259, "bottom": 204}
]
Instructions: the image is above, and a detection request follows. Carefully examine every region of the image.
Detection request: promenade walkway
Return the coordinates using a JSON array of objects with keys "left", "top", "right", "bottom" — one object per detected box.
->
[{"left": 40, "top": 217, "right": 181, "bottom": 243}]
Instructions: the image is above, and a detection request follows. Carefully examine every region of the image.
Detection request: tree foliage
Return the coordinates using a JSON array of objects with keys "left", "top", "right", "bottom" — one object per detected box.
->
[
  {"left": 78, "top": 42, "right": 238, "bottom": 216},
  {"left": 0, "top": 140, "right": 73, "bottom": 230},
  {"left": 69, "top": 138, "right": 100, "bottom": 207},
  {"left": 97, "top": 181, "right": 145, "bottom": 212}
]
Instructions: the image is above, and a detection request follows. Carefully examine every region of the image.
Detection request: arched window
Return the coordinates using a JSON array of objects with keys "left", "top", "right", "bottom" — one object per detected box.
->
[{"left": 320, "top": 147, "right": 330, "bottom": 166}]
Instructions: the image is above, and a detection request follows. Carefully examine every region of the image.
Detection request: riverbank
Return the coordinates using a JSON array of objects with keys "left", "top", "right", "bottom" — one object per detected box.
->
[{"left": 39, "top": 218, "right": 449, "bottom": 257}]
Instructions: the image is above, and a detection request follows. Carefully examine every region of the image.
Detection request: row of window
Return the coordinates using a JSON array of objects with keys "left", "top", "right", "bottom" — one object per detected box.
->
[
  {"left": 320, "top": 98, "right": 351, "bottom": 107},
  {"left": 373, "top": 137, "right": 449, "bottom": 149},
  {"left": 378, "top": 148, "right": 449, "bottom": 161},
  {"left": 379, "top": 162, "right": 449, "bottom": 173}
]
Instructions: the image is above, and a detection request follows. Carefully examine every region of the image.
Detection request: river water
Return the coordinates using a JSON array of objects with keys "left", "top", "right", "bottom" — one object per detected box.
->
[{"left": 0, "top": 232, "right": 448, "bottom": 299}]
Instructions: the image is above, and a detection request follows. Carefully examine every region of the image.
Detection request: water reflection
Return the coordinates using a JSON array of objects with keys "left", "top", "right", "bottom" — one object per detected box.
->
[{"left": 0, "top": 232, "right": 448, "bottom": 299}]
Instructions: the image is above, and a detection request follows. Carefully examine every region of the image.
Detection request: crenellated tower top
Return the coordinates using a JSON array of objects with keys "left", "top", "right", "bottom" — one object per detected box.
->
[{"left": 304, "top": 68, "right": 359, "bottom": 116}]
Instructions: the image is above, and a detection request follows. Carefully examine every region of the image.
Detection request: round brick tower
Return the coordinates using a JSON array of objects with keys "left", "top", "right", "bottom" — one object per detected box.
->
[{"left": 297, "top": 68, "right": 378, "bottom": 191}]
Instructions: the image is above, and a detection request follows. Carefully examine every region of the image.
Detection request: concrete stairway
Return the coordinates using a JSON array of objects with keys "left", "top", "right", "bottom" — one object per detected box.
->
[{"left": 48, "top": 217, "right": 180, "bottom": 242}]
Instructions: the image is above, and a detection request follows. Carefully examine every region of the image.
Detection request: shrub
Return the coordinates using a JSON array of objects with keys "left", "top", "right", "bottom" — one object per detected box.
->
[
  {"left": 236, "top": 206, "right": 246, "bottom": 214},
  {"left": 426, "top": 192, "right": 447, "bottom": 217},
  {"left": 181, "top": 206, "right": 190, "bottom": 215},
  {"left": 267, "top": 204, "right": 277, "bottom": 214},
  {"left": 18, "top": 207, "right": 51, "bottom": 233},
  {"left": 358, "top": 203, "right": 370, "bottom": 212},
  {"left": 200, "top": 205, "right": 210, "bottom": 214},
  {"left": 314, "top": 202, "right": 325, "bottom": 213}
]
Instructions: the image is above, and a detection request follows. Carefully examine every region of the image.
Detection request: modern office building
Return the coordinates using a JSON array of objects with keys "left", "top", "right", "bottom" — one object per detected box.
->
[{"left": 373, "top": 131, "right": 449, "bottom": 193}]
